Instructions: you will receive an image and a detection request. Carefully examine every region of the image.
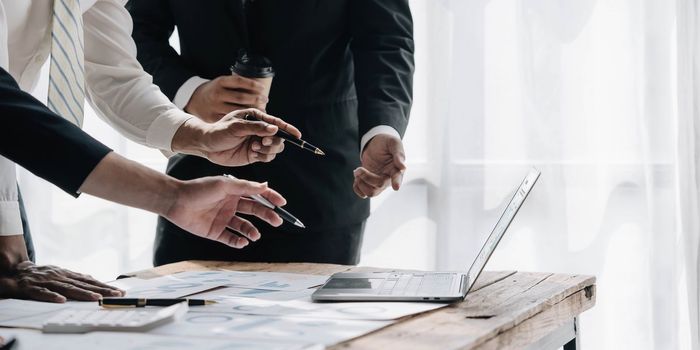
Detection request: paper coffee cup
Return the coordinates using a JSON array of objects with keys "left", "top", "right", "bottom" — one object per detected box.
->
[{"left": 230, "top": 52, "right": 275, "bottom": 100}]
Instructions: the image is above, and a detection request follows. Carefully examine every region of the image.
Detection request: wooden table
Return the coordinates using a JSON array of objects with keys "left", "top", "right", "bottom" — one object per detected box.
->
[{"left": 124, "top": 261, "right": 596, "bottom": 350}]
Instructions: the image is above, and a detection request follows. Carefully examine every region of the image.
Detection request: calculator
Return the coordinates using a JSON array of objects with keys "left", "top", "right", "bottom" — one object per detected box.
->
[{"left": 42, "top": 302, "right": 188, "bottom": 333}]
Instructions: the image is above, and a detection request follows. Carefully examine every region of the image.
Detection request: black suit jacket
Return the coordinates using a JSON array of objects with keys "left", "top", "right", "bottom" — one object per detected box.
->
[
  {"left": 128, "top": 0, "right": 413, "bottom": 265},
  {"left": 128, "top": 0, "right": 414, "bottom": 231},
  {"left": 0, "top": 68, "right": 111, "bottom": 197}
]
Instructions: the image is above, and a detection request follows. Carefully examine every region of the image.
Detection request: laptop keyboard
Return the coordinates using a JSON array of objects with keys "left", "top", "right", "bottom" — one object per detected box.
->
[{"left": 378, "top": 273, "right": 455, "bottom": 296}]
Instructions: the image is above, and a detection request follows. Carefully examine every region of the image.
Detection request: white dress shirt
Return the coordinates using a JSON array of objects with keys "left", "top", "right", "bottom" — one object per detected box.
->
[{"left": 0, "top": 0, "right": 193, "bottom": 236}]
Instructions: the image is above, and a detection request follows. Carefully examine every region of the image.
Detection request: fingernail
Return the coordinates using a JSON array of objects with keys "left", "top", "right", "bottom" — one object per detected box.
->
[
  {"left": 266, "top": 125, "right": 277, "bottom": 132},
  {"left": 252, "top": 143, "right": 261, "bottom": 151},
  {"left": 353, "top": 168, "right": 361, "bottom": 175},
  {"left": 111, "top": 290, "right": 122, "bottom": 296}
]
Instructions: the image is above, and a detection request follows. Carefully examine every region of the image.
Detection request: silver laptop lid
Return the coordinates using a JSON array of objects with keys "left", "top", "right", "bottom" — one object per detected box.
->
[{"left": 464, "top": 168, "right": 541, "bottom": 294}]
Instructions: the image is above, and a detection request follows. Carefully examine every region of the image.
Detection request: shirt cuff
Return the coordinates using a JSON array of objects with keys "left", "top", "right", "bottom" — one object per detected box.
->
[
  {"left": 360, "top": 125, "right": 401, "bottom": 153},
  {"left": 173, "top": 76, "right": 210, "bottom": 110},
  {"left": 146, "top": 110, "right": 194, "bottom": 152},
  {"left": 0, "top": 201, "right": 23, "bottom": 236}
]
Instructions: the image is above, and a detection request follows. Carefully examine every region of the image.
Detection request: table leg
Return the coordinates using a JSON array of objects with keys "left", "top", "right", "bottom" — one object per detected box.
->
[{"left": 563, "top": 317, "right": 580, "bottom": 350}]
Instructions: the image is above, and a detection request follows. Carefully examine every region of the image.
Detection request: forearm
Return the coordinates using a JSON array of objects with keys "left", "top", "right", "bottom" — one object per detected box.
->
[
  {"left": 0, "top": 67, "right": 112, "bottom": 197},
  {"left": 170, "top": 118, "right": 208, "bottom": 158},
  {"left": 78, "top": 152, "right": 180, "bottom": 218}
]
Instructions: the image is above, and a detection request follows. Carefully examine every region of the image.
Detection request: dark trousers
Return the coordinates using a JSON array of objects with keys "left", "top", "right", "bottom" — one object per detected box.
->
[
  {"left": 18, "top": 187, "right": 35, "bottom": 262},
  {"left": 153, "top": 217, "right": 366, "bottom": 267}
]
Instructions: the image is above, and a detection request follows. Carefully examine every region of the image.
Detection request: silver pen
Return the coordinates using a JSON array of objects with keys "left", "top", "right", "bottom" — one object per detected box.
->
[{"left": 223, "top": 174, "right": 305, "bottom": 228}]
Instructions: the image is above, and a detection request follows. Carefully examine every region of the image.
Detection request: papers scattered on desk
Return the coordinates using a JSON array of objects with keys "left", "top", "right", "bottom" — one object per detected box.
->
[
  {"left": 193, "top": 286, "right": 315, "bottom": 301},
  {"left": 171, "top": 270, "right": 330, "bottom": 291},
  {"left": 110, "top": 275, "right": 226, "bottom": 299},
  {"left": 192, "top": 296, "right": 448, "bottom": 321},
  {"left": 0, "top": 329, "right": 321, "bottom": 350},
  {"left": 0, "top": 269, "right": 445, "bottom": 348},
  {"left": 109, "top": 270, "right": 330, "bottom": 298},
  {"left": 152, "top": 312, "right": 391, "bottom": 346}
]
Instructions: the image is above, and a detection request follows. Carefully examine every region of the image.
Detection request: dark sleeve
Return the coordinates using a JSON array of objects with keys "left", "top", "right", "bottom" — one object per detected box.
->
[
  {"left": 349, "top": 0, "right": 415, "bottom": 138},
  {"left": 126, "top": 0, "right": 194, "bottom": 100},
  {"left": 0, "top": 68, "right": 112, "bottom": 197}
]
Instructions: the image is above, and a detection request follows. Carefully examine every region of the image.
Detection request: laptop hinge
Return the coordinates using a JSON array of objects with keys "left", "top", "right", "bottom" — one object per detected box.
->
[{"left": 460, "top": 274, "right": 469, "bottom": 298}]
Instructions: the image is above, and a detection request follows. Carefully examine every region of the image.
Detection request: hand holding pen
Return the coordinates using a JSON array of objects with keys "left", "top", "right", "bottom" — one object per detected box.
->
[{"left": 243, "top": 113, "right": 325, "bottom": 156}]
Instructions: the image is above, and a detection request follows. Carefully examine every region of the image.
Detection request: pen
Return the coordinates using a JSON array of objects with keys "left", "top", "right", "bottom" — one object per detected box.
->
[
  {"left": 223, "top": 174, "right": 306, "bottom": 228},
  {"left": 99, "top": 298, "right": 217, "bottom": 308},
  {"left": 244, "top": 114, "right": 325, "bottom": 156}
]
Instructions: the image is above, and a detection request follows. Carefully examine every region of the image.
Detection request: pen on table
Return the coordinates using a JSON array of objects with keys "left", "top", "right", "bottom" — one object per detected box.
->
[
  {"left": 244, "top": 113, "right": 325, "bottom": 156},
  {"left": 223, "top": 174, "right": 306, "bottom": 228},
  {"left": 0, "top": 337, "right": 17, "bottom": 350},
  {"left": 99, "top": 298, "right": 217, "bottom": 308}
]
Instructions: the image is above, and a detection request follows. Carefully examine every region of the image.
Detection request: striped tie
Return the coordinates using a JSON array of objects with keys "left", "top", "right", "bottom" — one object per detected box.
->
[{"left": 47, "top": 0, "right": 85, "bottom": 127}]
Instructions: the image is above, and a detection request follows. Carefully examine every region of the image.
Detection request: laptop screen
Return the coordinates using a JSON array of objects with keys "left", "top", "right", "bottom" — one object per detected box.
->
[{"left": 464, "top": 168, "right": 541, "bottom": 294}]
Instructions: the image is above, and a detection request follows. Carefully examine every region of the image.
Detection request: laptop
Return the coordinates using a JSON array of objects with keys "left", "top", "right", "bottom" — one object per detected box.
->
[{"left": 311, "top": 167, "right": 540, "bottom": 302}]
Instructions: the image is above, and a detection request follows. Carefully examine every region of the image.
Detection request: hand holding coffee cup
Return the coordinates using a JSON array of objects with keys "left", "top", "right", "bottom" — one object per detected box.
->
[
  {"left": 230, "top": 52, "right": 275, "bottom": 101},
  {"left": 184, "top": 53, "right": 272, "bottom": 123}
]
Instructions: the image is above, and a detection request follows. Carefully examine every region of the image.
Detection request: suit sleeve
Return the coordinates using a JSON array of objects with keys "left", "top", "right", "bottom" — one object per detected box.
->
[
  {"left": 126, "top": 0, "right": 196, "bottom": 100},
  {"left": 0, "top": 67, "right": 112, "bottom": 197},
  {"left": 349, "top": 0, "right": 415, "bottom": 139}
]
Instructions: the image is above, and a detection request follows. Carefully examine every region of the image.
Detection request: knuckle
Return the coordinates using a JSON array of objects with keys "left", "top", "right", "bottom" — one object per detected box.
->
[
  {"left": 17, "top": 276, "right": 34, "bottom": 287},
  {"left": 31, "top": 286, "right": 49, "bottom": 294}
]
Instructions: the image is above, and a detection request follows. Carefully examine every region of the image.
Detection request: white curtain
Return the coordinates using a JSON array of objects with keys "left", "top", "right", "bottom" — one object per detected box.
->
[
  {"left": 17, "top": 0, "right": 699, "bottom": 348},
  {"left": 364, "top": 0, "right": 697, "bottom": 348},
  {"left": 677, "top": 0, "right": 700, "bottom": 347}
]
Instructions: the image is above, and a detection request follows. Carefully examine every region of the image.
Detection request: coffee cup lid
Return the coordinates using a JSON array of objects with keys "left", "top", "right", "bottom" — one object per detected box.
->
[{"left": 230, "top": 53, "right": 275, "bottom": 78}]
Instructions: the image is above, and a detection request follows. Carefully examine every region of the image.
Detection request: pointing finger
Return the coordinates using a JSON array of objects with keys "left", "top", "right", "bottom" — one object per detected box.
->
[
  {"left": 220, "top": 177, "right": 268, "bottom": 196},
  {"left": 244, "top": 109, "right": 302, "bottom": 139},
  {"left": 232, "top": 120, "right": 278, "bottom": 137}
]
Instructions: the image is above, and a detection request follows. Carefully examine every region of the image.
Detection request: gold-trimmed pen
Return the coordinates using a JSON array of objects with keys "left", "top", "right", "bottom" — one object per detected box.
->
[
  {"left": 244, "top": 114, "right": 325, "bottom": 156},
  {"left": 99, "top": 298, "right": 217, "bottom": 308}
]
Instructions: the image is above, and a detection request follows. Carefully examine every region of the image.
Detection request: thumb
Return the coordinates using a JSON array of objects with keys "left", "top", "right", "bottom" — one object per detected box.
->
[
  {"left": 390, "top": 141, "right": 407, "bottom": 171},
  {"left": 232, "top": 120, "right": 278, "bottom": 137}
]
